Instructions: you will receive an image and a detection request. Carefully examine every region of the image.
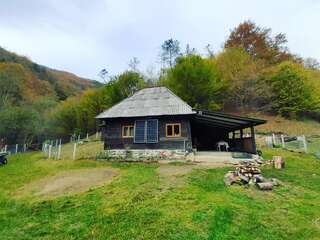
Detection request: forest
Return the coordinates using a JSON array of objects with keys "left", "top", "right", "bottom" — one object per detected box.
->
[{"left": 1, "top": 20, "right": 320, "bottom": 144}]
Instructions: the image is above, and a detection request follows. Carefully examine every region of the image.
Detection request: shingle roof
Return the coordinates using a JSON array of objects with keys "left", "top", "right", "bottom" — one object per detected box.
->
[{"left": 96, "top": 87, "right": 195, "bottom": 119}]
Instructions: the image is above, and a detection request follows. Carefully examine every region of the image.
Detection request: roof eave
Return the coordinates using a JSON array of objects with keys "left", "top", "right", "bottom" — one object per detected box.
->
[
  {"left": 95, "top": 112, "right": 197, "bottom": 119},
  {"left": 193, "top": 109, "right": 266, "bottom": 126}
]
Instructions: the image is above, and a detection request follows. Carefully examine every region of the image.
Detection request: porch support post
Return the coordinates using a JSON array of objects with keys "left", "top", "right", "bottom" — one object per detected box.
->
[
  {"left": 250, "top": 126, "right": 257, "bottom": 154},
  {"left": 240, "top": 129, "right": 244, "bottom": 152},
  {"left": 231, "top": 131, "right": 235, "bottom": 151}
]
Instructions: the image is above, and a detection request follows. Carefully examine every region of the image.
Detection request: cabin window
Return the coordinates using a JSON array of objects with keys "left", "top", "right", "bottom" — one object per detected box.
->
[
  {"left": 166, "top": 123, "right": 181, "bottom": 137},
  {"left": 122, "top": 125, "right": 134, "bottom": 138}
]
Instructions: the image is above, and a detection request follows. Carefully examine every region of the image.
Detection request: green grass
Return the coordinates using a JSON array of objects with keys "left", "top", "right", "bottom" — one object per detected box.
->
[
  {"left": 307, "top": 137, "right": 320, "bottom": 156},
  {"left": 0, "top": 149, "right": 320, "bottom": 239}
]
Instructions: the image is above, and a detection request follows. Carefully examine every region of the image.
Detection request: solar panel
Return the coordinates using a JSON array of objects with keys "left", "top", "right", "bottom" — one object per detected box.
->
[
  {"left": 146, "top": 119, "right": 158, "bottom": 143},
  {"left": 134, "top": 119, "right": 158, "bottom": 143},
  {"left": 134, "top": 120, "right": 146, "bottom": 143}
]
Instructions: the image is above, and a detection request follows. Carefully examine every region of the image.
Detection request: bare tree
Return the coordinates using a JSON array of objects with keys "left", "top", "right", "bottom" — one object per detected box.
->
[
  {"left": 98, "top": 69, "right": 108, "bottom": 83},
  {"left": 185, "top": 44, "right": 197, "bottom": 56},
  {"left": 205, "top": 44, "right": 214, "bottom": 58},
  {"left": 304, "top": 58, "right": 320, "bottom": 70},
  {"left": 128, "top": 57, "right": 140, "bottom": 72},
  {"left": 144, "top": 65, "right": 159, "bottom": 87}
]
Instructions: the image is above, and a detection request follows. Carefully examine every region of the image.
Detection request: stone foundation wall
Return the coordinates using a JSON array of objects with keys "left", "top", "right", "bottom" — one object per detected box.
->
[{"left": 100, "top": 149, "right": 193, "bottom": 162}]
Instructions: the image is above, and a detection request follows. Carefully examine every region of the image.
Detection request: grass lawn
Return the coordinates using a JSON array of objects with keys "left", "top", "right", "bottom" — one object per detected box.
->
[{"left": 0, "top": 149, "right": 319, "bottom": 240}]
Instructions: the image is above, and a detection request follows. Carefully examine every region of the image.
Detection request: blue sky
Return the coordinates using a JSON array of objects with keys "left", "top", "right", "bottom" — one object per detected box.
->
[{"left": 0, "top": 0, "right": 319, "bottom": 80}]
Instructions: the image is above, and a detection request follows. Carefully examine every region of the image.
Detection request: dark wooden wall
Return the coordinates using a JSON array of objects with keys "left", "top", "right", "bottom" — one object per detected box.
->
[
  {"left": 102, "top": 115, "right": 192, "bottom": 151},
  {"left": 229, "top": 137, "right": 255, "bottom": 153}
]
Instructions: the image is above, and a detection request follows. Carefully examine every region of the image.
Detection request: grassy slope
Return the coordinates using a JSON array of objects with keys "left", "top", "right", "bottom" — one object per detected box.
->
[
  {"left": 0, "top": 149, "right": 320, "bottom": 240},
  {"left": 250, "top": 113, "right": 320, "bottom": 136}
]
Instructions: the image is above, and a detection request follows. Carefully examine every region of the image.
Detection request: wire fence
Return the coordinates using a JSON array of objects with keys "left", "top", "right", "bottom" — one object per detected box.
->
[
  {"left": 0, "top": 132, "right": 103, "bottom": 161},
  {"left": 263, "top": 133, "right": 320, "bottom": 158},
  {"left": 42, "top": 132, "right": 104, "bottom": 160},
  {"left": 0, "top": 143, "right": 42, "bottom": 155}
]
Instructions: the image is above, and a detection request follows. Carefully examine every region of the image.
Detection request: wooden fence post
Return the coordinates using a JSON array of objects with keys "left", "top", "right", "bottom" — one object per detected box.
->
[
  {"left": 86, "top": 133, "right": 89, "bottom": 140},
  {"left": 54, "top": 139, "right": 58, "bottom": 159},
  {"left": 48, "top": 145, "right": 52, "bottom": 159},
  {"left": 57, "top": 143, "right": 61, "bottom": 160},
  {"left": 72, "top": 143, "right": 77, "bottom": 160},
  {"left": 250, "top": 126, "right": 256, "bottom": 153},
  {"left": 302, "top": 135, "right": 308, "bottom": 153},
  {"left": 23, "top": 144, "right": 26, "bottom": 152},
  {"left": 272, "top": 133, "right": 276, "bottom": 146},
  {"left": 281, "top": 135, "right": 285, "bottom": 148}
]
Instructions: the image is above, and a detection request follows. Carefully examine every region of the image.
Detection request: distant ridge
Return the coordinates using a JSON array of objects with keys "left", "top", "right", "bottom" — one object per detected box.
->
[{"left": 0, "top": 46, "right": 101, "bottom": 101}]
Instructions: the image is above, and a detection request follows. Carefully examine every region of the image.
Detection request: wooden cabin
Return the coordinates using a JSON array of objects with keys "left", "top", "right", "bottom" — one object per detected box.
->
[{"left": 96, "top": 87, "right": 266, "bottom": 154}]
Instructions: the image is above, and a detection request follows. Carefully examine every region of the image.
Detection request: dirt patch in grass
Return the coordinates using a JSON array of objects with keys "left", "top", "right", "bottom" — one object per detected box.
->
[
  {"left": 157, "top": 164, "right": 196, "bottom": 178},
  {"left": 195, "top": 162, "right": 233, "bottom": 168},
  {"left": 157, "top": 163, "right": 231, "bottom": 193},
  {"left": 156, "top": 164, "right": 196, "bottom": 192},
  {"left": 157, "top": 162, "right": 230, "bottom": 178},
  {"left": 16, "top": 167, "right": 119, "bottom": 198}
]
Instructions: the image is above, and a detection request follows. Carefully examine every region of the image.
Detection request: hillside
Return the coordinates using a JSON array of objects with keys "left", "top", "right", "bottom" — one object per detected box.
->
[
  {"left": 0, "top": 46, "right": 101, "bottom": 103},
  {"left": 253, "top": 113, "right": 320, "bottom": 136}
]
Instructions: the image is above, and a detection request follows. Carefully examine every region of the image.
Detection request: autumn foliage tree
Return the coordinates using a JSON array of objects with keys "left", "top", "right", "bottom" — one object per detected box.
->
[{"left": 225, "top": 20, "right": 296, "bottom": 64}]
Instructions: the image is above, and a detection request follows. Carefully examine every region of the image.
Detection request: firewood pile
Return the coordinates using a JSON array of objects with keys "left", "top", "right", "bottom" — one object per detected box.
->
[{"left": 224, "top": 160, "right": 280, "bottom": 190}]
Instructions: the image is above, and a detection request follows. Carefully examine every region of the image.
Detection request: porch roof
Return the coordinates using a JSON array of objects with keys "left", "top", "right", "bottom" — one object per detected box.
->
[{"left": 193, "top": 109, "right": 266, "bottom": 132}]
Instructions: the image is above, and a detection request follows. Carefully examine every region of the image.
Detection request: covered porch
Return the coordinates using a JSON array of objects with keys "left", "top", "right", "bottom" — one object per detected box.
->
[{"left": 190, "top": 110, "right": 266, "bottom": 154}]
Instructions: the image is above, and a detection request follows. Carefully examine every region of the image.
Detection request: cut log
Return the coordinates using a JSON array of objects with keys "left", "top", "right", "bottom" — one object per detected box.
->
[
  {"left": 224, "top": 172, "right": 238, "bottom": 186},
  {"left": 253, "top": 175, "right": 265, "bottom": 183},
  {"left": 254, "top": 158, "right": 263, "bottom": 164},
  {"left": 224, "top": 160, "right": 280, "bottom": 190},
  {"left": 239, "top": 174, "right": 249, "bottom": 183},
  {"left": 256, "top": 182, "right": 273, "bottom": 190},
  {"left": 270, "top": 178, "right": 281, "bottom": 186},
  {"left": 273, "top": 156, "right": 285, "bottom": 169}
]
